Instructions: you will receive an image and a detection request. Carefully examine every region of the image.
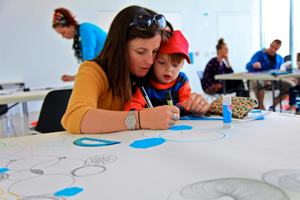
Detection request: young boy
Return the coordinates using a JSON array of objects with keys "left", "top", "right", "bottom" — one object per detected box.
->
[{"left": 124, "top": 30, "right": 191, "bottom": 116}]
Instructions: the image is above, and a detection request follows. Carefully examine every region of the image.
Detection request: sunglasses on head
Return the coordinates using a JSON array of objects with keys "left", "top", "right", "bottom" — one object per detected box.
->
[{"left": 128, "top": 14, "right": 167, "bottom": 30}]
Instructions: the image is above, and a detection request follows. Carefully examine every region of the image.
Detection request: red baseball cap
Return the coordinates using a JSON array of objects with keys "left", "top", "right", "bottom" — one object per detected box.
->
[{"left": 159, "top": 30, "right": 191, "bottom": 64}]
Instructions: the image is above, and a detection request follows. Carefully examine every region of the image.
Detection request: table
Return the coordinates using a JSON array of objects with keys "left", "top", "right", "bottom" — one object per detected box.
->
[
  {"left": 0, "top": 112, "right": 299, "bottom": 199},
  {"left": 0, "top": 81, "right": 25, "bottom": 89},
  {"left": 0, "top": 86, "right": 73, "bottom": 135},
  {"left": 215, "top": 70, "right": 300, "bottom": 111},
  {"left": 0, "top": 82, "right": 26, "bottom": 123}
]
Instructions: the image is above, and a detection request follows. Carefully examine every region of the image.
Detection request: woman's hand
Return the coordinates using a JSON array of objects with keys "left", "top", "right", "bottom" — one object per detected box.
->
[
  {"left": 223, "top": 55, "right": 231, "bottom": 68},
  {"left": 61, "top": 75, "right": 76, "bottom": 82},
  {"left": 212, "top": 83, "right": 223, "bottom": 89},
  {"left": 139, "top": 105, "right": 180, "bottom": 130},
  {"left": 181, "top": 92, "right": 209, "bottom": 116}
]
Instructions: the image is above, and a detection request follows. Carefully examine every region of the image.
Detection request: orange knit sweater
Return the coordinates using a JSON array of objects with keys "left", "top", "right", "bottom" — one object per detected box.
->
[{"left": 61, "top": 61, "right": 124, "bottom": 134}]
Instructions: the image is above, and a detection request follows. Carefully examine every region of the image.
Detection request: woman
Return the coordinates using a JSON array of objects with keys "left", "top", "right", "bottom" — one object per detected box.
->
[
  {"left": 52, "top": 8, "right": 107, "bottom": 82},
  {"left": 62, "top": 5, "right": 209, "bottom": 134},
  {"left": 202, "top": 38, "right": 248, "bottom": 97}
]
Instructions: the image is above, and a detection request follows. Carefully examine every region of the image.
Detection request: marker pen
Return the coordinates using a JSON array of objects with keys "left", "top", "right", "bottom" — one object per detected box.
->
[
  {"left": 223, "top": 95, "right": 232, "bottom": 128},
  {"left": 166, "top": 90, "right": 173, "bottom": 106},
  {"left": 140, "top": 86, "right": 153, "bottom": 108}
]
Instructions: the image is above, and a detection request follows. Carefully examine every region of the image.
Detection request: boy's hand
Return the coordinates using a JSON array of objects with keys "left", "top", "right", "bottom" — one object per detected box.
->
[{"left": 182, "top": 93, "right": 209, "bottom": 116}]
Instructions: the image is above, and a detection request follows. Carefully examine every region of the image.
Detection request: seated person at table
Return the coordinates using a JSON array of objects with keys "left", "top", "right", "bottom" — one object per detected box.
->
[
  {"left": 202, "top": 38, "right": 249, "bottom": 97},
  {"left": 124, "top": 30, "right": 208, "bottom": 117},
  {"left": 280, "top": 52, "right": 300, "bottom": 71},
  {"left": 286, "top": 85, "right": 300, "bottom": 115},
  {"left": 280, "top": 52, "right": 300, "bottom": 85},
  {"left": 246, "top": 39, "right": 295, "bottom": 110}
]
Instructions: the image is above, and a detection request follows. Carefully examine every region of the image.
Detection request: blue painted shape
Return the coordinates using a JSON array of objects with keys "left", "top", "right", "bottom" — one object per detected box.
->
[
  {"left": 54, "top": 187, "right": 83, "bottom": 197},
  {"left": 130, "top": 138, "right": 166, "bottom": 149},
  {"left": 250, "top": 110, "right": 261, "bottom": 113},
  {"left": 255, "top": 117, "right": 264, "bottom": 120},
  {"left": 169, "top": 125, "right": 193, "bottom": 130},
  {"left": 188, "top": 52, "right": 194, "bottom": 64},
  {"left": 250, "top": 110, "right": 264, "bottom": 120},
  {"left": 73, "top": 137, "right": 120, "bottom": 147},
  {"left": 0, "top": 168, "right": 9, "bottom": 173}
]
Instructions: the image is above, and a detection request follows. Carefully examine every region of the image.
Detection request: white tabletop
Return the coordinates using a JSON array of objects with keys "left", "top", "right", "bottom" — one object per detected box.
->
[
  {"left": 215, "top": 69, "right": 300, "bottom": 81},
  {"left": 0, "top": 86, "right": 73, "bottom": 104},
  {"left": 0, "top": 111, "right": 299, "bottom": 199},
  {"left": 0, "top": 81, "right": 25, "bottom": 87}
]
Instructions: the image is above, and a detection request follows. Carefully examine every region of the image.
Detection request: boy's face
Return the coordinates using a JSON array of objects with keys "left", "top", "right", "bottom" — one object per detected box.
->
[{"left": 153, "top": 52, "right": 184, "bottom": 84}]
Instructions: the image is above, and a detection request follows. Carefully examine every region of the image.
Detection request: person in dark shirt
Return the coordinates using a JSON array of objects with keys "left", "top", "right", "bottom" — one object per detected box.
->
[{"left": 202, "top": 38, "right": 248, "bottom": 97}]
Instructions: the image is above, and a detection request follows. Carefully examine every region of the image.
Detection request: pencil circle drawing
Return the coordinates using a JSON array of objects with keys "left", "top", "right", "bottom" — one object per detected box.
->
[
  {"left": 8, "top": 170, "right": 41, "bottom": 181},
  {"left": 3, "top": 154, "right": 117, "bottom": 198},
  {"left": 30, "top": 157, "right": 85, "bottom": 175},
  {"left": 20, "top": 195, "right": 66, "bottom": 200},
  {"left": 8, "top": 174, "right": 75, "bottom": 197},
  {"left": 167, "top": 178, "right": 289, "bottom": 200},
  {"left": 141, "top": 130, "right": 183, "bottom": 138},
  {"left": 71, "top": 165, "right": 106, "bottom": 177},
  {"left": 0, "top": 173, "right": 8, "bottom": 182},
  {"left": 6, "top": 155, "right": 59, "bottom": 171},
  {"left": 262, "top": 169, "right": 300, "bottom": 193},
  {"left": 159, "top": 129, "right": 225, "bottom": 142},
  {"left": 0, "top": 157, "right": 10, "bottom": 168}
]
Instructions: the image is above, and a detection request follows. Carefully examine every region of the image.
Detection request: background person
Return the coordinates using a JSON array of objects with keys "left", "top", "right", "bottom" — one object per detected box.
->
[
  {"left": 61, "top": 5, "right": 209, "bottom": 134},
  {"left": 246, "top": 39, "right": 295, "bottom": 110},
  {"left": 202, "top": 38, "right": 249, "bottom": 97},
  {"left": 52, "top": 8, "right": 107, "bottom": 82}
]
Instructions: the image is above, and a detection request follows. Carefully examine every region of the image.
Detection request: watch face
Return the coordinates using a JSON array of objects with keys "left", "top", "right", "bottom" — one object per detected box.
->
[
  {"left": 127, "top": 118, "right": 136, "bottom": 126},
  {"left": 126, "top": 111, "right": 136, "bottom": 130}
]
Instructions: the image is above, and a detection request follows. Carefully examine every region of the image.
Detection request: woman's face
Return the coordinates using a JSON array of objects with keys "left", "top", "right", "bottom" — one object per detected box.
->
[
  {"left": 218, "top": 44, "right": 228, "bottom": 58},
  {"left": 127, "top": 34, "right": 162, "bottom": 77},
  {"left": 54, "top": 25, "right": 75, "bottom": 39}
]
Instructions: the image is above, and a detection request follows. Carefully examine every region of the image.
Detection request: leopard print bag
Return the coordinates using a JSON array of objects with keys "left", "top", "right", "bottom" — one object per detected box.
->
[{"left": 205, "top": 96, "right": 258, "bottom": 119}]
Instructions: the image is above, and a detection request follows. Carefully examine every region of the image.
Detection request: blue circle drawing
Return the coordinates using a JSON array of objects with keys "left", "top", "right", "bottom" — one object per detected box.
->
[{"left": 159, "top": 129, "right": 225, "bottom": 142}]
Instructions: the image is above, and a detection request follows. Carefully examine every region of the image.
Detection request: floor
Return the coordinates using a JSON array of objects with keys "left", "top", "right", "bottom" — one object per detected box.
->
[
  {"left": 0, "top": 91, "right": 296, "bottom": 139},
  {"left": 0, "top": 111, "right": 39, "bottom": 139}
]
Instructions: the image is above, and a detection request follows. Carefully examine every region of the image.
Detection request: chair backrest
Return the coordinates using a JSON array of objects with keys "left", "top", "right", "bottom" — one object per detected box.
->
[
  {"left": 284, "top": 55, "right": 291, "bottom": 62},
  {"left": 0, "top": 85, "right": 8, "bottom": 116},
  {"left": 197, "top": 70, "right": 204, "bottom": 80},
  {"left": 35, "top": 89, "right": 72, "bottom": 133},
  {"left": 196, "top": 70, "right": 207, "bottom": 92}
]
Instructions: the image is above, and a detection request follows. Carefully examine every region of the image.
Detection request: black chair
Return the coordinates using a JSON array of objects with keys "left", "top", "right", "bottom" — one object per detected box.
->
[
  {"left": 0, "top": 85, "right": 19, "bottom": 138},
  {"left": 32, "top": 89, "right": 72, "bottom": 133}
]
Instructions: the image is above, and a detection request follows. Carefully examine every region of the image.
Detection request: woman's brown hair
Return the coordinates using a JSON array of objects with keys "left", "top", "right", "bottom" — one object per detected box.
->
[
  {"left": 52, "top": 8, "right": 79, "bottom": 28},
  {"left": 94, "top": 5, "right": 173, "bottom": 104},
  {"left": 216, "top": 38, "right": 225, "bottom": 54}
]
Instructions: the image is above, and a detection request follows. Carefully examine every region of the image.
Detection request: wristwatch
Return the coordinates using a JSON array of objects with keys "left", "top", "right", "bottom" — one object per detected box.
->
[{"left": 125, "top": 111, "right": 136, "bottom": 131}]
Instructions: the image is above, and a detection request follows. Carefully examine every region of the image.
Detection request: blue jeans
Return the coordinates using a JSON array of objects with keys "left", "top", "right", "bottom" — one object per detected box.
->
[{"left": 289, "top": 85, "right": 300, "bottom": 112}]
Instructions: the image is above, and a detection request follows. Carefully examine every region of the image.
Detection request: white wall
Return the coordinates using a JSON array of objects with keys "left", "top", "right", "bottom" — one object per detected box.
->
[{"left": 0, "top": 0, "right": 260, "bottom": 112}]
